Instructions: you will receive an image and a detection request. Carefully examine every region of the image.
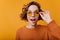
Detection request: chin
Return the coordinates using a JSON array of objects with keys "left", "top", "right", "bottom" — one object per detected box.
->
[{"left": 31, "top": 23, "right": 36, "bottom": 26}]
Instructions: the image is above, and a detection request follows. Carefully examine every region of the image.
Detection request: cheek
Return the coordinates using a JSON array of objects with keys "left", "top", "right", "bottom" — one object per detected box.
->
[
  {"left": 35, "top": 16, "right": 39, "bottom": 20},
  {"left": 27, "top": 16, "right": 39, "bottom": 20},
  {"left": 27, "top": 16, "right": 30, "bottom": 21}
]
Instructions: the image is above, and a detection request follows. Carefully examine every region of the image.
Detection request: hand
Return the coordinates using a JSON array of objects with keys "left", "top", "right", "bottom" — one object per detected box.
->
[{"left": 39, "top": 10, "right": 53, "bottom": 24}]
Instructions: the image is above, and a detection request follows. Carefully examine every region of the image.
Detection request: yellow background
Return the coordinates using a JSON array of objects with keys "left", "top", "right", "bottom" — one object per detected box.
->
[{"left": 0, "top": 0, "right": 60, "bottom": 40}]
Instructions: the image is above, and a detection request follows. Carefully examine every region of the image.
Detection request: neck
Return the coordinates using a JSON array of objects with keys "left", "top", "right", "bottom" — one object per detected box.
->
[{"left": 26, "top": 23, "right": 37, "bottom": 29}]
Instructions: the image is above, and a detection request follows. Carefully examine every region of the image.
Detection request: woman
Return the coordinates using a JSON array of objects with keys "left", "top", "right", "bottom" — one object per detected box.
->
[{"left": 16, "top": 1, "right": 60, "bottom": 40}]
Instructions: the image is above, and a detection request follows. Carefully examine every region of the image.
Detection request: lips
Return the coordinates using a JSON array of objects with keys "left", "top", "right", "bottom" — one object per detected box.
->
[{"left": 30, "top": 19, "right": 36, "bottom": 21}]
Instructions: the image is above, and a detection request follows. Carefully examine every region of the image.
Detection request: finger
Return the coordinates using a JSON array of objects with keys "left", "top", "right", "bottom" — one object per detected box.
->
[
  {"left": 46, "top": 11, "right": 50, "bottom": 17},
  {"left": 46, "top": 10, "right": 50, "bottom": 14},
  {"left": 43, "top": 10, "right": 50, "bottom": 17},
  {"left": 40, "top": 13, "right": 45, "bottom": 20},
  {"left": 39, "top": 12, "right": 46, "bottom": 16},
  {"left": 42, "top": 10, "right": 49, "bottom": 14}
]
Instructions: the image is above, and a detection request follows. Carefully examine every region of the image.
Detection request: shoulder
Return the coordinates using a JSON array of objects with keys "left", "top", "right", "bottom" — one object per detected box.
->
[
  {"left": 37, "top": 25, "right": 47, "bottom": 30},
  {"left": 16, "top": 27, "right": 26, "bottom": 34},
  {"left": 38, "top": 25, "right": 47, "bottom": 28}
]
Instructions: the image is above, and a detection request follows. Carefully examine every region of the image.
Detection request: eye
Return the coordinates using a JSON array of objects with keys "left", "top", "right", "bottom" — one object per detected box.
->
[
  {"left": 34, "top": 12, "right": 39, "bottom": 16},
  {"left": 27, "top": 12, "right": 32, "bottom": 16}
]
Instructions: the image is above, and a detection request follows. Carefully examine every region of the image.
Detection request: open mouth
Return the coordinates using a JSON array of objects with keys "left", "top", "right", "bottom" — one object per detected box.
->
[{"left": 30, "top": 19, "right": 36, "bottom": 22}]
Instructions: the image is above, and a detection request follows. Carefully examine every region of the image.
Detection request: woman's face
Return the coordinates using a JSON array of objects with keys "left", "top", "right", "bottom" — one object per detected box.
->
[{"left": 27, "top": 5, "right": 39, "bottom": 26}]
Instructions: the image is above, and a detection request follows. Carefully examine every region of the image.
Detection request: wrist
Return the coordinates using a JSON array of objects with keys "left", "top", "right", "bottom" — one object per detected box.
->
[{"left": 46, "top": 19, "right": 53, "bottom": 24}]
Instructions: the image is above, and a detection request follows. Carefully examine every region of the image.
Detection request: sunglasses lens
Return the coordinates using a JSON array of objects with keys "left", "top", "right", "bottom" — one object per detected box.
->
[
  {"left": 34, "top": 12, "right": 39, "bottom": 16},
  {"left": 27, "top": 12, "right": 32, "bottom": 16},
  {"left": 27, "top": 12, "right": 39, "bottom": 17}
]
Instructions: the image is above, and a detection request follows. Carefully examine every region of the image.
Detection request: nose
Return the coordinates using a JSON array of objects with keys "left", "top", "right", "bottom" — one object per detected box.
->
[{"left": 31, "top": 13, "right": 35, "bottom": 17}]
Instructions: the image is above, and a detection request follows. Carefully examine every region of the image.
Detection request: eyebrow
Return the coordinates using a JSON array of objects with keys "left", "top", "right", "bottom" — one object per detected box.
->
[
  {"left": 27, "top": 10, "right": 31, "bottom": 12},
  {"left": 27, "top": 10, "right": 38, "bottom": 13},
  {"left": 34, "top": 10, "right": 39, "bottom": 12}
]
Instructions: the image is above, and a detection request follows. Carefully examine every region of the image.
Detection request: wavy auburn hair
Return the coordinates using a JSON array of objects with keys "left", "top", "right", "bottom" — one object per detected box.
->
[{"left": 20, "top": 1, "right": 43, "bottom": 21}]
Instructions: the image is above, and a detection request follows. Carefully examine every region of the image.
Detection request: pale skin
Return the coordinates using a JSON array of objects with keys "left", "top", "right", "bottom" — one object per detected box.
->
[{"left": 26, "top": 5, "right": 52, "bottom": 29}]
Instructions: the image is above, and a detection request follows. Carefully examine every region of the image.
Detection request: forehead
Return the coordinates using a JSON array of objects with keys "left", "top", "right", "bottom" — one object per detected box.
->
[{"left": 28, "top": 5, "right": 38, "bottom": 12}]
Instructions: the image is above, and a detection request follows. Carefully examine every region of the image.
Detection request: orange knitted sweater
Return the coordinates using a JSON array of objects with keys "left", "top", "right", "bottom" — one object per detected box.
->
[{"left": 16, "top": 21, "right": 60, "bottom": 40}]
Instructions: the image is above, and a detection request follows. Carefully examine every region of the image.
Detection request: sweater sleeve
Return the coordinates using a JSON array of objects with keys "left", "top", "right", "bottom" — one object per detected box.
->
[{"left": 47, "top": 20, "right": 60, "bottom": 39}]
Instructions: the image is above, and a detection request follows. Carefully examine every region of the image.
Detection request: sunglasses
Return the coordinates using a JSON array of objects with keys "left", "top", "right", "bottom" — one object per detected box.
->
[{"left": 27, "top": 11, "right": 39, "bottom": 17}]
